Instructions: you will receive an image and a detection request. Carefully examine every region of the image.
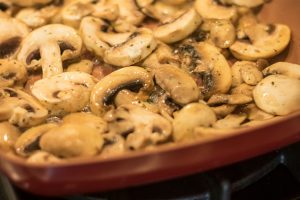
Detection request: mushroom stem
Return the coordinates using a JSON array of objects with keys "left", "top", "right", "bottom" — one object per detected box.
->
[{"left": 40, "top": 42, "right": 63, "bottom": 78}]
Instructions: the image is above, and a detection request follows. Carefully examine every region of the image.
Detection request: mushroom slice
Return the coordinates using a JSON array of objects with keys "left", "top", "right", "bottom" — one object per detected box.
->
[
  {"left": 211, "top": 104, "right": 236, "bottom": 119},
  {"left": 230, "top": 24, "right": 291, "bottom": 60},
  {"left": 173, "top": 103, "right": 217, "bottom": 141},
  {"left": 206, "top": 19, "right": 236, "bottom": 49},
  {"left": 0, "top": 0, "right": 13, "bottom": 16},
  {"left": 220, "top": 0, "right": 264, "bottom": 8},
  {"left": 105, "top": 104, "right": 172, "bottom": 150},
  {"left": 231, "top": 61, "right": 263, "bottom": 87},
  {"left": 90, "top": 66, "right": 153, "bottom": 116},
  {"left": 154, "top": 65, "right": 200, "bottom": 105},
  {"left": 0, "top": 88, "right": 48, "bottom": 127},
  {"left": 242, "top": 103, "right": 274, "bottom": 121},
  {"left": 192, "top": 42, "right": 232, "bottom": 98},
  {"left": 40, "top": 123, "right": 104, "bottom": 158},
  {"left": 154, "top": 8, "right": 202, "bottom": 44},
  {"left": 67, "top": 59, "right": 93, "bottom": 74},
  {"left": 111, "top": 0, "right": 145, "bottom": 32},
  {"left": 136, "top": 0, "right": 192, "bottom": 23},
  {"left": 101, "top": 134, "right": 126, "bottom": 157},
  {"left": 263, "top": 62, "right": 300, "bottom": 80},
  {"left": 31, "top": 72, "right": 96, "bottom": 116},
  {"left": 10, "top": 0, "right": 52, "bottom": 7},
  {"left": 63, "top": 112, "right": 107, "bottom": 134},
  {"left": 80, "top": 17, "right": 157, "bottom": 67},
  {"left": 231, "top": 83, "right": 254, "bottom": 97},
  {"left": 195, "top": 0, "right": 237, "bottom": 21},
  {"left": 27, "top": 151, "right": 61, "bottom": 164},
  {"left": 16, "top": 5, "right": 60, "bottom": 29},
  {"left": 207, "top": 93, "right": 253, "bottom": 106},
  {"left": 0, "top": 59, "right": 27, "bottom": 87},
  {"left": 253, "top": 75, "right": 300, "bottom": 115},
  {"left": 0, "top": 18, "right": 29, "bottom": 59},
  {"left": 213, "top": 114, "right": 247, "bottom": 129},
  {"left": 17, "top": 24, "right": 82, "bottom": 78},
  {"left": 14, "top": 123, "right": 57, "bottom": 157},
  {"left": 0, "top": 122, "right": 20, "bottom": 152}
]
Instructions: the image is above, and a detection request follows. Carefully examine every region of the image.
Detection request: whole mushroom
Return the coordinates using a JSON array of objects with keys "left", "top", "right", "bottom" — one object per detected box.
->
[{"left": 17, "top": 24, "right": 82, "bottom": 78}]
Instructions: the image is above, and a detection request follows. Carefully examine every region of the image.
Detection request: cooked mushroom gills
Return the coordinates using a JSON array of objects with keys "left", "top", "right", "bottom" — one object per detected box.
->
[{"left": 0, "top": 0, "right": 298, "bottom": 163}]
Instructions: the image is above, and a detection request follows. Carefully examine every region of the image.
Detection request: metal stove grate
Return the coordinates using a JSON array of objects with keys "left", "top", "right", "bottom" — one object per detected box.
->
[{"left": 1, "top": 142, "right": 300, "bottom": 200}]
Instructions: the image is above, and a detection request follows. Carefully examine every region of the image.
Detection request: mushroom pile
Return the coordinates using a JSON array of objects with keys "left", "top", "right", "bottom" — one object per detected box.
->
[{"left": 0, "top": 0, "right": 299, "bottom": 164}]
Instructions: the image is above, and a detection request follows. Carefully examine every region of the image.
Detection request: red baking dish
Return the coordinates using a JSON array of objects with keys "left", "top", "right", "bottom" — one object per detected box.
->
[{"left": 1, "top": 0, "right": 300, "bottom": 196}]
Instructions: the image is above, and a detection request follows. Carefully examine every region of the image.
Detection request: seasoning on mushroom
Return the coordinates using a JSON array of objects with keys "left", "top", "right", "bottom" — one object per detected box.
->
[
  {"left": 17, "top": 24, "right": 82, "bottom": 78},
  {"left": 0, "top": 88, "right": 48, "bottom": 127},
  {"left": 90, "top": 66, "right": 153, "bottom": 116},
  {"left": 31, "top": 72, "right": 96, "bottom": 116},
  {"left": 0, "top": 59, "right": 27, "bottom": 87}
]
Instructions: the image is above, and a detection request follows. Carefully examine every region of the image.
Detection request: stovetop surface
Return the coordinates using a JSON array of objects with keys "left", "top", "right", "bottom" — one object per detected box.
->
[{"left": 1, "top": 142, "right": 300, "bottom": 200}]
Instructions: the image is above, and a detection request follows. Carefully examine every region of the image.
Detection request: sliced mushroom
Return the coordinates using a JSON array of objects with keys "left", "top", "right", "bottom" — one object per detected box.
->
[
  {"left": 154, "top": 65, "right": 200, "bottom": 105},
  {"left": 67, "top": 59, "right": 93, "bottom": 74},
  {"left": 213, "top": 114, "right": 247, "bottom": 129},
  {"left": 220, "top": 0, "right": 264, "bottom": 8},
  {"left": 242, "top": 103, "right": 274, "bottom": 121},
  {"left": 111, "top": 0, "right": 145, "bottom": 32},
  {"left": 207, "top": 93, "right": 253, "bottom": 106},
  {"left": 27, "top": 150, "right": 61, "bottom": 164},
  {"left": 173, "top": 103, "right": 217, "bottom": 141},
  {"left": 195, "top": 0, "right": 237, "bottom": 21},
  {"left": 0, "top": 122, "right": 20, "bottom": 152},
  {"left": 263, "top": 62, "right": 300, "bottom": 80},
  {"left": 230, "top": 24, "right": 291, "bottom": 60},
  {"left": 16, "top": 5, "right": 60, "bottom": 29},
  {"left": 80, "top": 17, "right": 157, "bottom": 67},
  {"left": 205, "top": 19, "right": 236, "bottom": 49},
  {"left": 0, "top": 0, "right": 13, "bottom": 16},
  {"left": 211, "top": 104, "right": 236, "bottom": 119},
  {"left": 31, "top": 72, "right": 96, "bottom": 116},
  {"left": 231, "top": 83, "right": 254, "bottom": 97},
  {"left": 17, "top": 24, "right": 82, "bottom": 78},
  {"left": 0, "top": 59, "right": 27, "bottom": 87},
  {"left": 90, "top": 66, "right": 153, "bottom": 116},
  {"left": 154, "top": 8, "right": 202, "bottom": 44},
  {"left": 101, "top": 134, "right": 126, "bottom": 157},
  {"left": 92, "top": 0, "right": 119, "bottom": 21},
  {"left": 14, "top": 123, "right": 57, "bottom": 157},
  {"left": 0, "top": 18, "right": 29, "bottom": 59},
  {"left": 40, "top": 123, "right": 104, "bottom": 158},
  {"left": 0, "top": 88, "right": 48, "bottom": 127},
  {"left": 10, "top": 0, "right": 52, "bottom": 7},
  {"left": 63, "top": 112, "right": 107, "bottom": 134},
  {"left": 253, "top": 75, "right": 300, "bottom": 115},
  {"left": 105, "top": 104, "right": 172, "bottom": 150},
  {"left": 194, "top": 126, "right": 240, "bottom": 139},
  {"left": 231, "top": 61, "right": 263, "bottom": 87},
  {"left": 188, "top": 42, "right": 232, "bottom": 98}
]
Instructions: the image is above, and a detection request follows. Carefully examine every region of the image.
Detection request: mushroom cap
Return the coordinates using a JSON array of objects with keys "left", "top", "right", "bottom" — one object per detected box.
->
[
  {"left": 17, "top": 24, "right": 82, "bottom": 77},
  {"left": 63, "top": 112, "right": 107, "bottom": 134},
  {"left": 0, "top": 88, "right": 48, "bottom": 127},
  {"left": 230, "top": 24, "right": 291, "bottom": 60},
  {"left": 14, "top": 123, "right": 57, "bottom": 157},
  {"left": 263, "top": 62, "right": 300, "bottom": 80},
  {"left": 154, "top": 65, "right": 200, "bottom": 105},
  {"left": 0, "top": 122, "right": 20, "bottom": 152},
  {"left": 27, "top": 150, "right": 61, "bottom": 164},
  {"left": 90, "top": 66, "right": 153, "bottom": 116},
  {"left": 154, "top": 8, "right": 202, "bottom": 44},
  {"left": 0, "top": 18, "right": 29, "bottom": 59},
  {"left": 253, "top": 75, "right": 300, "bottom": 115},
  {"left": 31, "top": 72, "right": 96, "bottom": 116},
  {"left": 0, "top": 59, "right": 27, "bottom": 87},
  {"left": 173, "top": 103, "right": 217, "bottom": 141},
  {"left": 40, "top": 123, "right": 104, "bottom": 158},
  {"left": 195, "top": 0, "right": 237, "bottom": 21}
]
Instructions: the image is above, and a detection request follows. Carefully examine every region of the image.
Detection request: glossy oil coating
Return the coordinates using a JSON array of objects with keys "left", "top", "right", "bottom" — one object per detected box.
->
[{"left": 0, "top": 0, "right": 300, "bottom": 196}]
